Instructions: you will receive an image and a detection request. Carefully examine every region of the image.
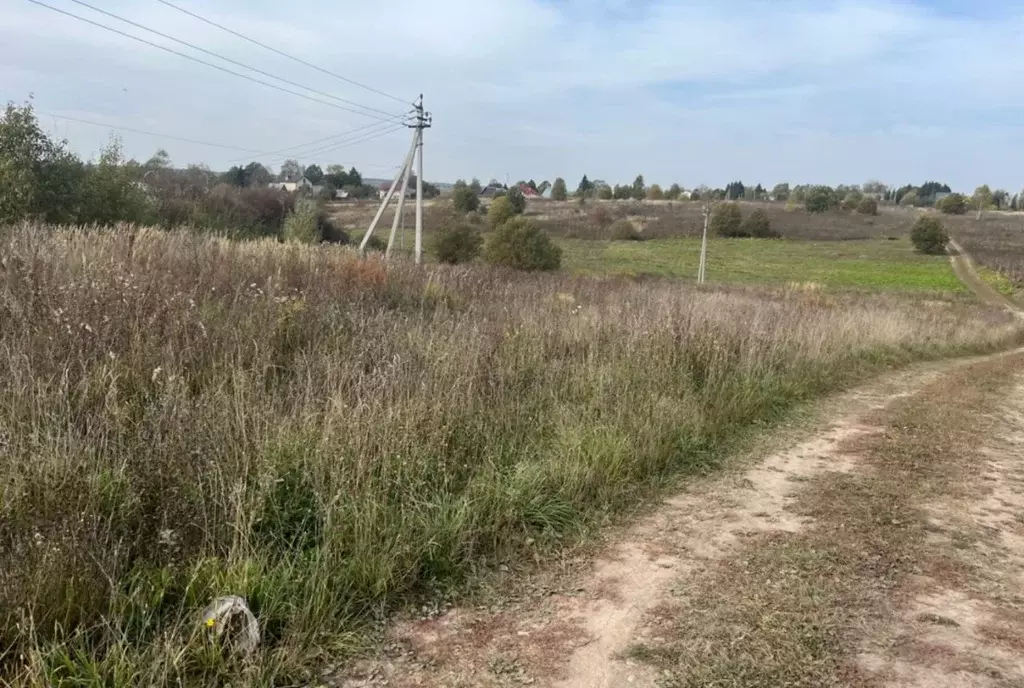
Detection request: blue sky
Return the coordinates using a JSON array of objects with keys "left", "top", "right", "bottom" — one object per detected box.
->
[{"left": 2, "top": 0, "right": 1023, "bottom": 191}]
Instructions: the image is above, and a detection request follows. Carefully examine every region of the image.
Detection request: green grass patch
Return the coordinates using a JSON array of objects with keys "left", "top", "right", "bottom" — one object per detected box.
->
[
  {"left": 977, "top": 266, "right": 1016, "bottom": 298},
  {"left": 560, "top": 238, "right": 967, "bottom": 293}
]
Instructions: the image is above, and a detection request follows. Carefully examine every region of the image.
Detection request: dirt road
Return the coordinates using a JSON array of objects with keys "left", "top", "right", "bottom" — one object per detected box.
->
[
  {"left": 949, "top": 239, "right": 1019, "bottom": 312},
  {"left": 338, "top": 346, "right": 1024, "bottom": 688}
]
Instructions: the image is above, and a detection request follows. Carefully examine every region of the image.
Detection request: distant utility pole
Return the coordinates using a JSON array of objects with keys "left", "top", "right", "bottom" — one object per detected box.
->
[
  {"left": 698, "top": 203, "right": 711, "bottom": 284},
  {"left": 360, "top": 95, "right": 432, "bottom": 263}
]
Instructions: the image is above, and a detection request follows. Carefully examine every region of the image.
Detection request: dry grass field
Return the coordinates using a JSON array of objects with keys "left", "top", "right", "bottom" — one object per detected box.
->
[
  {"left": 1, "top": 223, "right": 1019, "bottom": 685},
  {"left": 944, "top": 212, "right": 1024, "bottom": 289}
]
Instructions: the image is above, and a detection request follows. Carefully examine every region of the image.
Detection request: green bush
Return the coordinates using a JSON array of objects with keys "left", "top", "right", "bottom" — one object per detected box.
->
[
  {"left": 506, "top": 186, "right": 527, "bottom": 215},
  {"left": 487, "top": 196, "right": 516, "bottom": 228},
  {"left": 610, "top": 219, "right": 643, "bottom": 241},
  {"left": 937, "top": 193, "right": 968, "bottom": 215},
  {"left": 484, "top": 218, "right": 561, "bottom": 271},
  {"left": 711, "top": 203, "right": 747, "bottom": 237},
  {"left": 804, "top": 186, "right": 837, "bottom": 213},
  {"left": 840, "top": 192, "right": 863, "bottom": 212},
  {"left": 742, "top": 209, "right": 779, "bottom": 238},
  {"left": 282, "top": 199, "right": 320, "bottom": 243},
  {"left": 856, "top": 198, "right": 878, "bottom": 216},
  {"left": 452, "top": 186, "right": 479, "bottom": 214},
  {"left": 910, "top": 216, "right": 949, "bottom": 255},
  {"left": 431, "top": 224, "right": 483, "bottom": 264}
]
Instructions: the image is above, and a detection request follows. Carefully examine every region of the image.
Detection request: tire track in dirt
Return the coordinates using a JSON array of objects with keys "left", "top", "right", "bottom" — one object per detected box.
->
[
  {"left": 337, "top": 352, "right": 1022, "bottom": 688},
  {"left": 949, "top": 239, "right": 1021, "bottom": 314}
]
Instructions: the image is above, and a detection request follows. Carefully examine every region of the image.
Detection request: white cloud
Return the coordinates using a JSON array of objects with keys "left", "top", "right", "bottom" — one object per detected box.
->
[{"left": 1, "top": 0, "right": 1023, "bottom": 189}]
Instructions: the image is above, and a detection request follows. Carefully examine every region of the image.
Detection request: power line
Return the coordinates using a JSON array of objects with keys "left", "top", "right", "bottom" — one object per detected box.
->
[
  {"left": 262, "top": 121, "right": 406, "bottom": 162},
  {"left": 223, "top": 115, "right": 407, "bottom": 164},
  {"left": 154, "top": 0, "right": 410, "bottom": 107},
  {"left": 263, "top": 124, "right": 406, "bottom": 168},
  {"left": 65, "top": 0, "right": 400, "bottom": 120},
  {"left": 38, "top": 110, "right": 266, "bottom": 154},
  {"left": 25, "top": 0, "right": 398, "bottom": 122}
]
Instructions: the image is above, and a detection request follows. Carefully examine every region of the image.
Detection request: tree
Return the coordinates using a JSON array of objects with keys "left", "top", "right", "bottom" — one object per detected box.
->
[
  {"left": 303, "top": 164, "right": 324, "bottom": 185},
  {"left": 487, "top": 196, "right": 515, "bottom": 228},
  {"left": 631, "top": 174, "right": 646, "bottom": 201},
  {"left": 0, "top": 102, "right": 85, "bottom": 225},
  {"left": 647, "top": 183, "right": 664, "bottom": 200},
  {"left": 243, "top": 161, "right": 272, "bottom": 187},
  {"left": 610, "top": 219, "right": 642, "bottom": 241},
  {"left": 78, "top": 136, "right": 148, "bottom": 226},
  {"left": 666, "top": 183, "right": 682, "bottom": 201},
  {"left": 597, "top": 185, "right": 613, "bottom": 200},
  {"left": 862, "top": 180, "right": 887, "bottom": 196},
  {"left": 527, "top": 179, "right": 538, "bottom": 193},
  {"left": 840, "top": 190, "right": 863, "bottom": 211},
  {"left": 551, "top": 177, "right": 568, "bottom": 201},
  {"left": 484, "top": 217, "right": 561, "bottom": 271},
  {"left": 711, "top": 203, "right": 745, "bottom": 237},
  {"left": 222, "top": 165, "right": 246, "bottom": 187},
  {"left": 145, "top": 148, "right": 171, "bottom": 171},
  {"left": 856, "top": 198, "right": 878, "bottom": 215},
  {"left": 506, "top": 186, "right": 527, "bottom": 214},
  {"left": 937, "top": 193, "right": 967, "bottom": 215},
  {"left": 470, "top": 178, "right": 482, "bottom": 195},
  {"left": 993, "top": 189, "right": 1009, "bottom": 210},
  {"left": 432, "top": 224, "right": 483, "bottom": 264},
  {"left": 771, "top": 183, "right": 791, "bottom": 201},
  {"left": 326, "top": 164, "right": 346, "bottom": 176},
  {"left": 919, "top": 181, "right": 951, "bottom": 200},
  {"left": 742, "top": 209, "right": 779, "bottom": 238},
  {"left": 613, "top": 184, "right": 631, "bottom": 200},
  {"left": 910, "top": 216, "right": 949, "bottom": 255},
  {"left": 973, "top": 185, "right": 994, "bottom": 218},
  {"left": 725, "top": 181, "right": 746, "bottom": 200},
  {"left": 804, "top": 186, "right": 837, "bottom": 213},
  {"left": 452, "top": 185, "right": 479, "bottom": 213},
  {"left": 278, "top": 159, "right": 302, "bottom": 182},
  {"left": 576, "top": 175, "right": 594, "bottom": 197},
  {"left": 899, "top": 190, "right": 919, "bottom": 207}
]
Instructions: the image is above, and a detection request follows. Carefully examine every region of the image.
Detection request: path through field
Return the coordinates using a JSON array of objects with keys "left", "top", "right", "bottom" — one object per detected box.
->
[
  {"left": 950, "top": 239, "right": 1019, "bottom": 311},
  {"left": 336, "top": 346, "right": 1024, "bottom": 687},
  {"left": 337, "top": 249, "right": 1024, "bottom": 688}
]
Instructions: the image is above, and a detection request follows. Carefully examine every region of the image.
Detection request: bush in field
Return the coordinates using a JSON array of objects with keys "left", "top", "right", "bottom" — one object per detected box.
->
[
  {"left": 484, "top": 217, "right": 561, "bottom": 270},
  {"left": 432, "top": 224, "right": 483, "bottom": 264},
  {"left": 283, "top": 199, "right": 321, "bottom": 243},
  {"left": 910, "top": 216, "right": 949, "bottom": 255},
  {"left": 487, "top": 196, "right": 516, "bottom": 228},
  {"left": 937, "top": 193, "right": 968, "bottom": 215},
  {"left": 840, "top": 192, "right": 863, "bottom": 212},
  {"left": 857, "top": 198, "right": 878, "bottom": 216},
  {"left": 506, "top": 186, "right": 527, "bottom": 215},
  {"left": 452, "top": 186, "right": 479, "bottom": 214},
  {"left": 590, "top": 205, "right": 614, "bottom": 230},
  {"left": 742, "top": 209, "right": 779, "bottom": 238},
  {"left": 711, "top": 202, "right": 747, "bottom": 237},
  {"left": 899, "top": 191, "right": 919, "bottom": 208},
  {"left": 551, "top": 177, "right": 568, "bottom": 201},
  {"left": 804, "top": 186, "right": 837, "bottom": 213},
  {"left": 610, "top": 219, "right": 643, "bottom": 241}
]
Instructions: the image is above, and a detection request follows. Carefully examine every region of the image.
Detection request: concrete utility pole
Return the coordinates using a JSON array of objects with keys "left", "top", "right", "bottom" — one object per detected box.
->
[
  {"left": 360, "top": 95, "right": 432, "bottom": 263},
  {"left": 698, "top": 203, "right": 711, "bottom": 284}
]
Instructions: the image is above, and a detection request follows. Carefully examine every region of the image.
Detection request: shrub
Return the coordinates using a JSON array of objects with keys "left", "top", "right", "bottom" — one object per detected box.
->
[
  {"left": 840, "top": 192, "right": 863, "bottom": 212},
  {"left": 856, "top": 198, "right": 878, "bottom": 216},
  {"left": 487, "top": 196, "right": 516, "bottom": 228},
  {"left": 910, "top": 216, "right": 949, "bottom": 255},
  {"left": 431, "top": 224, "right": 483, "bottom": 264},
  {"left": 742, "top": 209, "right": 779, "bottom": 238},
  {"left": 452, "top": 186, "right": 479, "bottom": 214},
  {"left": 363, "top": 234, "right": 387, "bottom": 252},
  {"left": 282, "top": 199, "right": 320, "bottom": 243},
  {"left": 711, "top": 203, "right": 747, "bottom": 237},
  {"left": 937, "top": 193, "right": 968, "bottom": 215},
  {"left": 899, "top": 191, "right": 919, "bottom": 208},
  {"left": 590, "top": 206, "right": 613, "bottom": 230},
  {"left": 610, "top": 219, "right": 643, "bottom": 241},
  {"left": 484, "top": 218, "right": 562, "bottom": 271},
  {"left": 804, "top": 187, "right": 837, "bottom": 213},
  {"left": 506, "top": 186, "right": 527, "bottom": 215}
]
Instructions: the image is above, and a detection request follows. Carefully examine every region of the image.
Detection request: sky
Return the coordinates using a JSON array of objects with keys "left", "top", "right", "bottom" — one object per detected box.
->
[{"left": 2, "top": 0, "right": 1023, "bottom": 191}]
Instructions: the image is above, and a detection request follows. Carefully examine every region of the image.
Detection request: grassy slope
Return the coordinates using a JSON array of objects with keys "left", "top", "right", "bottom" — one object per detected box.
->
[
  {"left": 561, "top": 237, "right": 967, "bottom": 293},
  {"left": 0, "top": 227, "right": 1016, "bottom": 686}
]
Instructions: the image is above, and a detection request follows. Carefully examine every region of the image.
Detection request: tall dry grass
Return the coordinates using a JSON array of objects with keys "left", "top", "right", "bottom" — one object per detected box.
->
[{"left": 0, "top": 223, "right": 1019, "bottom": 686}]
